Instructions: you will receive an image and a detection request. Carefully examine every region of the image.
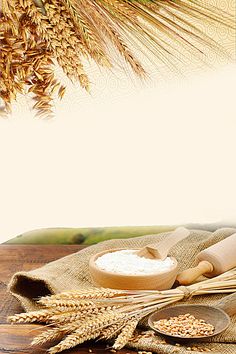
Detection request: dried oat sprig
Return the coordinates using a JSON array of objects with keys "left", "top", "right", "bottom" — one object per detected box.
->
[
  {"left": 0, "top": 3, "right": 62, "bottom": 118},
  {"left": 1, "top": 0, "right": 235, "bottom": 116}
]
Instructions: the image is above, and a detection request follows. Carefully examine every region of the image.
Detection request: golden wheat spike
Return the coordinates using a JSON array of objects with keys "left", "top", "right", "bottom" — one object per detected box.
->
[
  {"left": 8, "top": 270, "right": 236, "bottom": 352},
  {"left": 99, "top": 319, "right": 127, "bottom": 339},
  {"left": 8, "top": 308, "right": 61, "bottom": 323},
  {"left": 112, "top": 317, "right": 139, "bottom": 350},
  {"left": 0, "top": 0, "right": 235, "bottom": 116}
]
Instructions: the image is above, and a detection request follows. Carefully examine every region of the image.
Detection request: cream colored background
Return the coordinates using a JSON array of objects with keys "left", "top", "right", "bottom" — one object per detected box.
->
[{"left": 0, "top": 62, "right": 236, "bottom": 243}]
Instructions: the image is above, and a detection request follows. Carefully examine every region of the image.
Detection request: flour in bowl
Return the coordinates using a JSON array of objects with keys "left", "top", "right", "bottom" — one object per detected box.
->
[{"left": 95, "top": 249, "right": 175, "bottom": 275}]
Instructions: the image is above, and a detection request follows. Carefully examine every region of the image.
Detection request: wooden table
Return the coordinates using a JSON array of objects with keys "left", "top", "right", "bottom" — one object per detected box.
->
[{"left": 0, "top": 245, "right": 136, "bottom": 354}]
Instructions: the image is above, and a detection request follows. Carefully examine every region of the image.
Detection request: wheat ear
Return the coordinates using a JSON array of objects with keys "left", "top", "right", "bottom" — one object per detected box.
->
[
  {"left": 38, "top": 299, "right": 95, "bottom": 311},
  {"left": 50, "top": 310, "right": 90, "bottom": 324},
  {"left": 8, "top": 308, "right": 61, "bottom": 323},
  {"left": 40, "top": 288, "right": 121, "bottom": 301},
  {"left": 50, "top": 305, "right": 117, "bottom": 324},
  {"left": 31, "top": 321, "right": 82, "bottom": 345},
  {"left": 99, "top": 319, "right": 127, "bottom": 340},
  {"left": 112, "top": 317, "right": 139, "bottom": 350},
  {"left": 48, "top": 330, "right": 100, "bottom": 354},
  {"left": 48, "top": 310, "right": 124, "bottom": 353}
]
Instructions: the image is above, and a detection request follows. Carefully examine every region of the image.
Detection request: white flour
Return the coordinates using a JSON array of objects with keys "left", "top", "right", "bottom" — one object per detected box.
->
[{"left": 95, "top": 249, "right": 174, "bottom": 275}]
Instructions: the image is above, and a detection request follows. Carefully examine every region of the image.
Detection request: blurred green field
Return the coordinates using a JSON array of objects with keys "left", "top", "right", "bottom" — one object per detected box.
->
[
  {"left": 5, "top": 225, "right": 176, "bottom": 245},
  {"left": 5, "top": 223, "right": 232, "bottom": 245}
]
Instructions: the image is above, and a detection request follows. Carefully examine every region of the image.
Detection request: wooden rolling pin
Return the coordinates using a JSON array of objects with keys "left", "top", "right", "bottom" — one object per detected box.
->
[{"left": 176, "top": 232, "right": 236, "bottom": 285}]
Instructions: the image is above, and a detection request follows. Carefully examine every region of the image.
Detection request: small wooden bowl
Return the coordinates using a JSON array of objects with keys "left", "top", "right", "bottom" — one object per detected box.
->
[
  {"left": 148, "top": 304, "right": 230, "bottom": 342},
  {"left": 89, "top": 248, "right": 178, "bottom": 290}
]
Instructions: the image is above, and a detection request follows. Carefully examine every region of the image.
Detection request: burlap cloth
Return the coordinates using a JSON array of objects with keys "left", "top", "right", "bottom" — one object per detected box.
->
[{"left": 8, "top": 228, "right": 236, "bottom": 353}]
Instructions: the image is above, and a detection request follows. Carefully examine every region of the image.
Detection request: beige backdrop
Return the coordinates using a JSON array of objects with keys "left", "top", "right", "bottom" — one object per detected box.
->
[{"left": 0, "top": 0, "right": 235, "bottom": 243}]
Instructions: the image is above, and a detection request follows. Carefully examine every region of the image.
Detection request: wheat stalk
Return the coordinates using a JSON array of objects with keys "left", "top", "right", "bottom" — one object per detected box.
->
[
  {"left": 99, "top": 319, "right": 127, "bottom": 339},
  {"left": 50, "top": 308, "right": 96, "bottom": 324},
  {"left": 38, "top": 298, "right": 95, "bottom": 310},
  {"left": 31, "top": 323, "right": 79, "bottom": 345},
  {"left": 39, "top": 287, "right": 122, "bottom": 301},
  {"left": 112, "top": 317, "right": 139, "bottom": 350},
  {"left": 8, "top": 268, "right": 236, "bottom": 353},
  {"left": 48, "top": 310, "right": 125, "bottom": 353},
  {"left": 48, "top": 330, "right": 101, "bottom": 354},
  {"left": 51, "top": 305, "right": 118, "bottom": 324},
  {"left": 0, "top": 0, "right": 64, "bottom": 118},
  {"left": 8, "top": 308, "right": 61, "bottom": 323},
  {"left": 1, "top": 0, "right": 235, "bottom": 117}
]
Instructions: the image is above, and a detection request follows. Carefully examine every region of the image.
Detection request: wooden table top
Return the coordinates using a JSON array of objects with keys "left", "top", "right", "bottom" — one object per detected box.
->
[{"left": 0, "top": 244, "right": 136, "bottom": 354}]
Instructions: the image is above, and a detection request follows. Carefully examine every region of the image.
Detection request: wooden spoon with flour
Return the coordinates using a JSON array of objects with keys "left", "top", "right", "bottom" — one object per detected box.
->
[{"left": 137, "top": 227, "right": 190, "bottom": 260}]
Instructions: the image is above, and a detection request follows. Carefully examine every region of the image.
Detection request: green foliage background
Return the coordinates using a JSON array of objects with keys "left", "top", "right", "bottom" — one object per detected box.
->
[
  {"left": 6, "top": 226, "right": 175, "bottom": 245},
  {"left": 5, "top": 223, "right": 232, "bottom": 245}
]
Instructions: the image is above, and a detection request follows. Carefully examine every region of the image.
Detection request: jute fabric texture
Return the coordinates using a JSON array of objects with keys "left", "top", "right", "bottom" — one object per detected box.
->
[{"left": 8, "top": 228, "right": 236, "bottom": 353}]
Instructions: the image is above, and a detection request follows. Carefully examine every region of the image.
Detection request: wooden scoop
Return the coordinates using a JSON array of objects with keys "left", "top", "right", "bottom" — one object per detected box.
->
[
  {"left": 137, "top": 227, "right": 190, "bottom": 260},
  {"left": 148, "top": 292, "right": 236, "bottom": 342}
]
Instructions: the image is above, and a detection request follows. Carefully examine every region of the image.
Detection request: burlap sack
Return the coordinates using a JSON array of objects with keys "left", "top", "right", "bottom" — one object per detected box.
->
[{"left": 8, "top": 228, "right": 236, "bottom": 354}]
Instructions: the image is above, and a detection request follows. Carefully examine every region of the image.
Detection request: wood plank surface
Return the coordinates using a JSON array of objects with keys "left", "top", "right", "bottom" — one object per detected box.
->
[{"left": 0, "top": 245, "right": 136, "bottom": 354}]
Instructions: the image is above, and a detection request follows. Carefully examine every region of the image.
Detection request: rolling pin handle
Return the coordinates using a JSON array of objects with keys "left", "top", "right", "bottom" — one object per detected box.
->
[
  {"left": 176, "top": 261, "right": 214, "bottom": 285},
  {"left": 216, "top": 292, "right": 236, "bottom": 316}
]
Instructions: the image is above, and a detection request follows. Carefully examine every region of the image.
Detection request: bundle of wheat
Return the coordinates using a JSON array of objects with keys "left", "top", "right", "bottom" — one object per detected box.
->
[
  {"left": 0, "top": 0, "right": 235, "bottom": 117},
  {"left": 0, "top": 0, "right": 65, "bottom": 117},
  {"left": 8, "top": 268, "right": 236, "bottom": 353}
]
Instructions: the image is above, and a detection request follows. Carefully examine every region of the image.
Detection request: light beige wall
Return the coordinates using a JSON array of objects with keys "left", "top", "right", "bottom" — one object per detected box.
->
[
  {"left": 0, "top": 0, "right": 235, "bottom": 243},
  {"left": 0, "top": 63, "right": 236, "bottom": 243}
]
